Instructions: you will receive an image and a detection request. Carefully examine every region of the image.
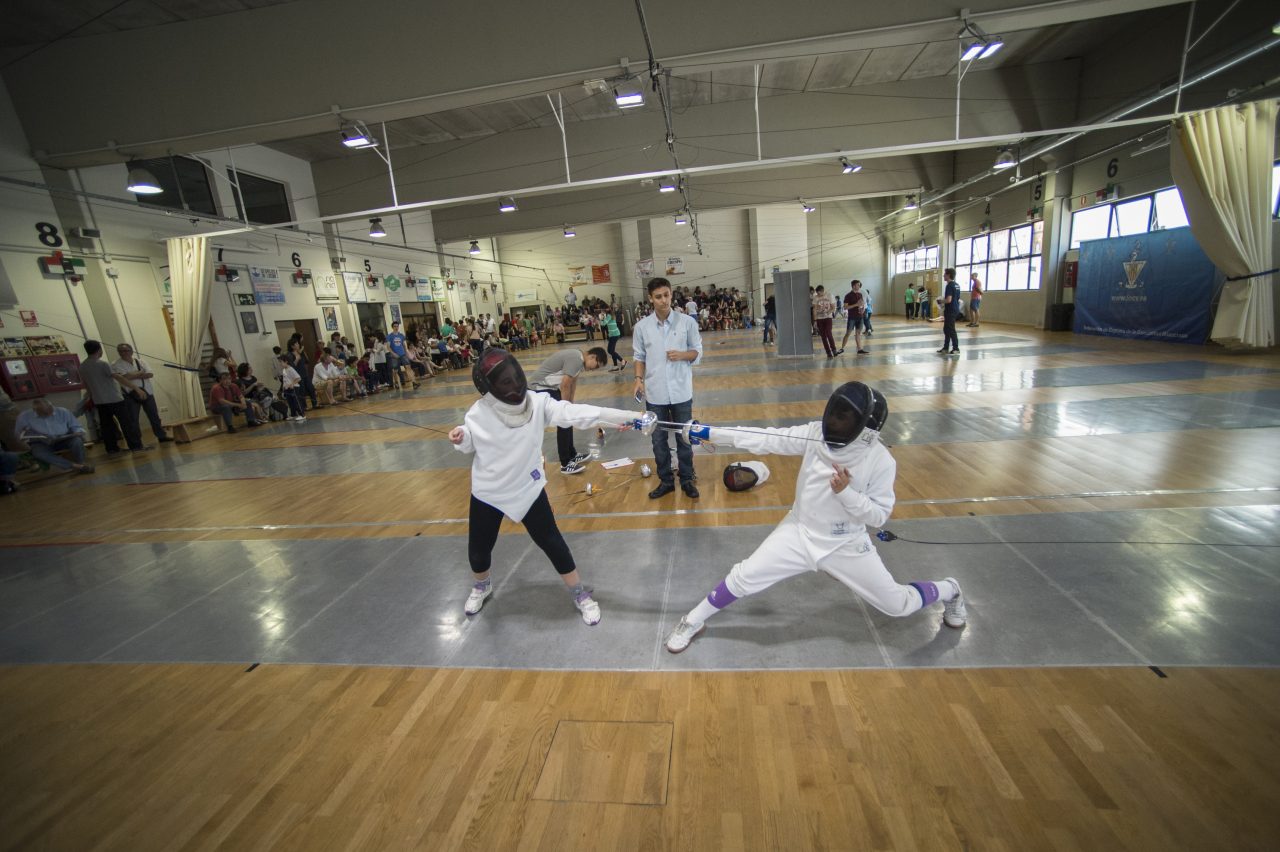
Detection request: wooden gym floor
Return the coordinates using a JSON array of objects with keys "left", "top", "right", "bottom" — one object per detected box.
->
[{"left": 2, "top": 319, "right": 1278, "bottom": 850}]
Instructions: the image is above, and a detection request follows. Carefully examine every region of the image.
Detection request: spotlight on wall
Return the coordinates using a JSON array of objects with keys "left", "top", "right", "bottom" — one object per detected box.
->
[
  {"left": 658, "top": 179, "right": 677, "bottom": 193},
  {"left": 800, "top": 200, "right": 816, "bottom": 213},
  {"left": 673, "top": 212, "right": 688, "bottom": 225},
  {"left": 368, "top": 218, "right": 386, "bottom": 238},
  {"left": 469, "top": 240, "right": 481, "bottom": 255},
  {"left": 840, "top": 157, "right": 862, "bottom": 174},
  {"left": 563, "top": 226, "right": 576, "bottom": 238},
  {"left": 498, "top": 197, "right": 518, "bottom": 212},
  {"left": 903, "top": 194, "right": 919, "bottom": 210},
  {"left": 126, "top": 166, "right": 163, "bottom": 195},
  {"left": 340, "top": 121, "right": 378, "bottom": 149},
  {"left": 614, "top": 85, "right": 645, "bottom": 109},
  {"left": 960, "top": 20, "right": 1003, "bottom": 62}
]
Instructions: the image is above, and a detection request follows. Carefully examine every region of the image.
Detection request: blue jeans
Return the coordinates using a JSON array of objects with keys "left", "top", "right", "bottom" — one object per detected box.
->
[
  {"left": 646, "top": 399, "right": 695, "bottom": 486},
  {"left": 762, "top": 317, "right": 776, "bottom": 342},
  {"left": 29, "top": 436, "right": 85, "bottom": 470}
]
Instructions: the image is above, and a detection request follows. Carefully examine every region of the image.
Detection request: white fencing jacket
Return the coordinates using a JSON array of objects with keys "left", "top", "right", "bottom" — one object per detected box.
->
[
  {"left": 454, "top": 391, "right": 636, "bottom": 521},
  {"left": 717, "top": 422, "right": 895, "bottom": 558}
]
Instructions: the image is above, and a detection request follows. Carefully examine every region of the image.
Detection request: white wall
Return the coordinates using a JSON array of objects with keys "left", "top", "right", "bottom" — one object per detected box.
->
[
  {"left": 808, "top": 199, "right": 889, "bottom": 317},
  {"left": 493, "top": 222, "right": 624, "bottom": 309},
  {"left": 647, "top": 209, "right": 753, "bottom": 304}
]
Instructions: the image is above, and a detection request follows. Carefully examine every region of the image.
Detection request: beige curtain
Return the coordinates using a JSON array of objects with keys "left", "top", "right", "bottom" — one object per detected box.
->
[
  {"left": 166, "top": 236, "right": 212, "bottom": 419},
  {"left": 1170, "top": 100, "right": 1276, "bottom": 349}
]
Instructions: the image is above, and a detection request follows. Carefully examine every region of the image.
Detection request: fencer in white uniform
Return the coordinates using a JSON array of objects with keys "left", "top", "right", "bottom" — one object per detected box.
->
[
  {"left": 664, "top": 381, "right": 967, "bottom": 653},
  {"left": 449, "top": 348, "right": 655, "bottom": 625}
]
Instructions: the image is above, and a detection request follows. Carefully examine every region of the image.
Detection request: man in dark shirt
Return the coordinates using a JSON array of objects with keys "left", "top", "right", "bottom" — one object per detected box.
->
[
  {"left": 81, "top": 339, "right": 147, "bottom": 455},
  {"left": 208, "top": 372, "right": 260, "bottom": 433},
  {"left": 938, "top": 268, "right": 961, "bottom": 356}
]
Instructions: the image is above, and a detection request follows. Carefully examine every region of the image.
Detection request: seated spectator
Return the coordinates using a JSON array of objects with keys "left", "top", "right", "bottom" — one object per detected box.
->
[
  {"left": 236, "top": 363, "right": 273, "bottom": 423},
  {"left": 208, "top": 372, "right": 260, "bottom": 433},
  {"left": 311, "top": 355, "right": 340, "bottom": 405},
  {"left": 16, "top": 398, "right": 95, "bottom": 475},
  {"left": 341, "top": 357, "right": 368, "bottom": 397},
  {"left": 357, "top": 351, "right": 377, "bottom": 394}
]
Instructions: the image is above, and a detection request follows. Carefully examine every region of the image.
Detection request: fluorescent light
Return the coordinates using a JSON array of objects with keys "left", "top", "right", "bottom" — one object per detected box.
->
[
  {"left": 979, "top": 40, "right": 1003, "bottom": 59},
  {"left": 904, "top": 194, "right": 918, "bottom": 210},
  {"left": 469, "top": 240, "right": 481, "bottom": 255},
  {"left": 341, "top": 122, "right": 377, "bottom": 149},
  {"left": 674, "top": 213, "right": 688, "bottom": 225},
  {"left": 126, "top": 167, "right": 163, "bottom": 194},
  {"left": 368, "top": 218, "right": 386, "bottom": 238},
  {"left": 614, "top": 89, "right": 644, "bottom": 109},
  {"left": 498, "top": 196, "right": 517, "bottom": 212},
  {"left": 563, "top": 226, "right": 576, "bottom": 238},
  {"left": 658, "top": 180, "right": 677, "bottom": 193},
  {"left": 961, "top": 42, "right": 984, "bottom": 61},
  {"left": 840, "top": 158, "right": 861, "bottom": 174}
]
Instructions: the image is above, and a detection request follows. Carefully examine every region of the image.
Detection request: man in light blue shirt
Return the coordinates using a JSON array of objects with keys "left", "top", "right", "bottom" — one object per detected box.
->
[
  {"left": 632, "top": 277, "right": 703, "bottom": 499},
  {"left": 16, "top": 398, "right": 94, "bottom": 474}
]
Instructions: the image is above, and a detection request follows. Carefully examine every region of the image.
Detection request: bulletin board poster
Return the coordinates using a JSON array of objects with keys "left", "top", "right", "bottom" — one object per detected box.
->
[
  {"left": 591, "top": 264, "right": 611, "bottom": 284},
  {"left": 665, "top": 256, "right": 684, "bottom": 276},
  {"left": 342, "top": 271, "right": 368, "bottom": 303},
  {"left": 1075, "top": 228, "right": 1216, "bottom": 344},
  {"left": 26, "top": 335, "right": 69, "bottom": 354},
  {"left": 313, "top": 273, "right": 340, "bottom": 303},
  {"left": 415, "top": 279, "right": 436, "bottom": 302},
  {"left": 1, "top": 337, "right": 31, "bottom": 357},
  {"left": 249, "top": 266, "right": 285, "bottom": 305},
  {"left": 568, "top": 266, "right": 586, "bottom": 285},
  {"left": 383, "top": 274, "right": 402, "bottom": 304},
  {"left": 635, "top": 258, "right": 654, "bottom": 280}
]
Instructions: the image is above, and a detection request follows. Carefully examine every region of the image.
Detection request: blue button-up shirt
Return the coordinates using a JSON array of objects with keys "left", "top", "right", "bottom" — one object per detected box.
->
[
  {"left": 632, "top": 309, "right": 703, "bottom": 405},
  {"left": 16, "top": 406, "right": 84, "bottom": 440}
]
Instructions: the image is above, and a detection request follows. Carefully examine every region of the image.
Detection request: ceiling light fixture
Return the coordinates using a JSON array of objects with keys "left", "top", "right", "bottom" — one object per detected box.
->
[
  {"left": 563, "top": 226, "right": 576, "bottom": 238},
  {"left": 126, "top": 166, "right": 164, "bottom": 195},
  {"left": 993, "top": 147, "right": 1018, "bottom": 170},
  {"left": 658, "top": 179, "right": 677, "bottom": 193},
  {"left": 498, "top": 196, "right": 517, "bottom": 213},
  {"left": 800, "top": 200, "right": 816, "bottom": 214},
  {"left": 674, "top": 212, "right": 688, "bottom": 225},
  {"left": 960, "top": 19, "right": 1003, "bottom": 62},
  {"left": 368, "top": 218, "right": 386, "bottom": 238},
  {"left": 340, "top": 121, "right": 378, "bottom": 149},
  {"left": 904, "top": 194, "right": 919, "bottom": 210},
  {"left": 840, "top": 158, "right": 862, "bottom": 174},
  {"left": 468, "top": 240, "right": 481, "bottom": 255},
  {"left": 613, "top": 84, "right": 645, "bottom": 109}
]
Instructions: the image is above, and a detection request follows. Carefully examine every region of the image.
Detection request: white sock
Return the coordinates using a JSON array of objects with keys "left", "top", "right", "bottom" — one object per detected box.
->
[
  {"left": 936, "top": 579, "right": 958, "bottom": 602},
  {"left": 686, "top": 598, "right": 719, "bottom": 626}
]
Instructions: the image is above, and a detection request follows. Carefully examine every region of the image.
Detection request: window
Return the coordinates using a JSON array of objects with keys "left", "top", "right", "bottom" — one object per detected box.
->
[
  {"left": 129, "top": 156, "right": 218, "bottom": 215},
  {"left": 955, "top": 220, "right": 1043, "bottom": 292},
  {"left": 1272, "top": 161, "right": 1280, "bottom": 218},
  {"left": 1069, "top": 185, "right": 1192, "bottom": 248},
  {"left": 229, "top": 170, "right": 292, "bottom": 225},
  {"left": 893, "top": 245, "right": 938, "bottom": 276}
]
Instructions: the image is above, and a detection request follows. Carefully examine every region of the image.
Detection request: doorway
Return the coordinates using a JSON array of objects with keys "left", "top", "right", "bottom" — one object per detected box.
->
[
  {"left": 357, "top": 304, "right": 387, "bottom": 342},
  {"left": 276, "top": 319, "right": 320, "bottom": 357}
]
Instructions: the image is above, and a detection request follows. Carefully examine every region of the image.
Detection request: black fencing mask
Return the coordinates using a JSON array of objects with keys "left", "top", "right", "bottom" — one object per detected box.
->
[
  {"left": 723, "top": 461, "right": 770, "bottom": 492},
  {"left": 822, "top": 381, "right": 874, "bottom": 448},
  {"left": 472, "top": 348, "right": 528, "bottom": 404},
  {"left": 867, "top": 388, "right": 889, "bottom": 433}
]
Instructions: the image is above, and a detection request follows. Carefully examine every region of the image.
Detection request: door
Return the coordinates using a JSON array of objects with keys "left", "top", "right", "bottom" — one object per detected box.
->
[{"left": 276, "top": 319, "right": 320, "bottom": 356}]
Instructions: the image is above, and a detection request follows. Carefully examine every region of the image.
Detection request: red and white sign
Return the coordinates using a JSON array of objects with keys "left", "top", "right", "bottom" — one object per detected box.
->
[
  {"left": 20, "top": 310, "right": 37, "bottom": 327},
  {"left": 591, "top": 264, "right": 611, "bottom": 284}
]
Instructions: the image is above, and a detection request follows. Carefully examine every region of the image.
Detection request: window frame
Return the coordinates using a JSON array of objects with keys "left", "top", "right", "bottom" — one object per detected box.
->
[
  {"left": 892, "top": 244, "right": 939, "bottom": 276},
  {"left": 1069, "top": 184, "right": 1195, "bottom": 248},
  {"left": 227, "top": 168, "right": 294, "bottom": 226},
  {"left": 954, "top": 220, "right": 1042, "bottom": 293}
]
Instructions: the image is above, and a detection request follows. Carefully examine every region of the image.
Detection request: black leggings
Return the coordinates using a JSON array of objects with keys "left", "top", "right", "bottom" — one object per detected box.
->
[
  {"left": 468, "top": 491, "right": 575, "bottom": 576},
  {"left": 607, "top": 334, "right": 622, "bottom": 365}
]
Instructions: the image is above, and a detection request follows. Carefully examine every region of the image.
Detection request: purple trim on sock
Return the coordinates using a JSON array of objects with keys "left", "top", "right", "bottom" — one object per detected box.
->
[
  {"left": 708, "top": 581, "right": 738, "bottom": 609},
  {"left": 910, "top": 581, "right": 939, "bottom": 607}
]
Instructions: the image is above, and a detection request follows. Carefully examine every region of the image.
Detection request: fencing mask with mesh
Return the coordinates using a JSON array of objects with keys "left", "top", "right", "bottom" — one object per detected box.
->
[
  {"left": 867, "top": 388, "right": 889, "bottom": 433},
  {"left": 472, "top": 347, "right": 528, "bottom": 404},
  {"left": 821, "top": 381, "right": 875, "bottom": 448},
  {"left": 723, "top": 461, "right": 771, "bottom": 492}
]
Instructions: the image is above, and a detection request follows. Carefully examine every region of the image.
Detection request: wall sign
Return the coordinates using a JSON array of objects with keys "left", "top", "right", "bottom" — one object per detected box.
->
[
  {"left": 313, "top": 273, "right": 340, "bottom": 303},
  {"left": 234, "top": 293, "right": 256, "bottom": 306},
  {"left": 249, "top": 266, "right": 285, "bottom": 304},
  {"left": 20, "top": 310, "right": 37, "bottom": 327},
  {"left": 342, "top": 271, "right": 368, "bottom": 303},
  {"left": 591, "top": 264, "right": 611, "bottom": 284}
]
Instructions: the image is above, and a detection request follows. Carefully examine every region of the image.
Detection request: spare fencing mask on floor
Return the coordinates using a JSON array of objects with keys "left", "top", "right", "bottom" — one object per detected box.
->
[
  {"left": 822, "top": 381, "right": 875, "bottom": 448},
  {"left": 472, "top": 348, "right": 528, "bottom": 404},
  {"left": 723, "top": 461, "right": 771, "bottom": 492}
]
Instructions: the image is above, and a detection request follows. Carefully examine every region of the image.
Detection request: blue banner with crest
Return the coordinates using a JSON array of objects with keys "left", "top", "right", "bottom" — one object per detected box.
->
[{"left": 1074, "top": 227, "right": 1218, "bottom": 344}]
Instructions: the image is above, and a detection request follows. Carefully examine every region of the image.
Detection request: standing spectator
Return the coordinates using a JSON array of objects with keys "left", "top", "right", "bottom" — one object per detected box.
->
[
  {"left": 208, "top": 372, "right": 260, "bottom": 432},
  {"left": 0, "top": 386, "right": 29, "bottom": 453},
  {"left": 839, "top": 280, "right": 869, "bottom": 355},
  {"left": 862, "top": 289, "right": 874, "bottom": 337},
  {"left": 939, "top": 268, "right": 961, "bottom": 355},
  {"left": 812, "top": 285, "right": 838, "bottom": 358},
  {"left": 289, "top": 338, "right": 319, "bottom": 409},
  {"left": 278, "top": 355, "right": 307, "bottom": 422},
  {"left": 369, "top": 334, "right": 391, "bottom": 390},
  {"left": 762, "top": 295, "right": 777, "bottom": 345},
  {"left": 904, "top": 283, "right": 915, "bottom": 319},
  {"left": 528, "top": 345, "right": 608, "bottom": 474},
  {"left": 112, "top": 343, "right": 173, "bottom": 443},
  {"left": 440, "top": 317, "right": 456, "bottom": 339},
  {"left": 81, "top": 339, "right": 147, "bottom": 455},
  {"left": 16, "top": 397, "right": 94, "bottom": 474},
  {"left": 968, "top": 272, "right": 983, "bottom": 327},
  {"left": 633, "top": 277, "right": 704, "bottom": 500},
  {"left": 468, "top": 317, "right": 486, "bottom": 356},
  {"left": 210, "top": 347, "right": 235, "bottom": 378},
  {"left": 387, "top": 321, "right": 418, "bottom": 389},
  {"left": 601, "top": 310, "right": 626, "bottom": 371}
]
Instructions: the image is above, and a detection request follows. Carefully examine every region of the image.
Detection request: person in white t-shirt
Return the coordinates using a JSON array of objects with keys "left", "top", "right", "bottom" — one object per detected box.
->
[
  {"left": 277, "top": 355, "right": 306, "bottom": 422},
  {"left": 311, "top": 356, "right": 339, "bottom": 405},
  {"left": 449, "top": 348, "right": 655, "bottom": 626}
]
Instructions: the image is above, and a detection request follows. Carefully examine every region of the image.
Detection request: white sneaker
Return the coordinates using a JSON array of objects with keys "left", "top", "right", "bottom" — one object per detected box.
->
[
  {"left": 291, "top": 415, "right": 306, "bottom": 423},
  {"left": 942, "top": 577, "right": 967, "bottom": 628},
  {"left": 465, "top": 581, "right": 492, "bottom": 615},
  {"left": 570, "top": 452, "right": 591, "bottom": 465},
  {"left": 560, "top": 459, "right": 587, "bottom": 475},
  {"left": 664, "top": 617, "right": 705, "bottom": 653},
  {"left": 575, "top": 592, "right": 601, "bottom": 625}
]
